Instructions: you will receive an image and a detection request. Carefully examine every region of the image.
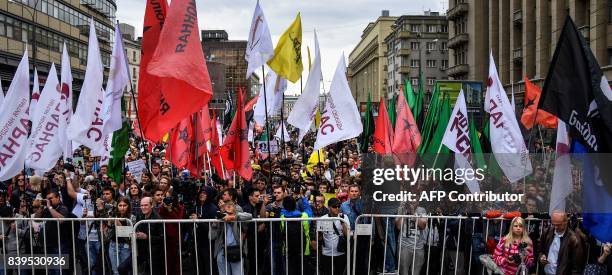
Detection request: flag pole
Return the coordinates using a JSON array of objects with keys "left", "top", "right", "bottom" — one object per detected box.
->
[
  {"left": 193, "top": 112, "right": 200, "bottom": 179},
  {"left": 261, "top": 65, "right": 272, "bottom": 185}
]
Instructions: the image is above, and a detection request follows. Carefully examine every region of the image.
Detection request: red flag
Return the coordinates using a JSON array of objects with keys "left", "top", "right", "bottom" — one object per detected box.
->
[
  {"left": 168, "top": 117, "right": 193, "bottom": 169},
  {"left": 137, "top": 0, "right": 167, "bottom": 142},
  {"left": 244, "top": 94, "right": 259, "bottom": 112},
  {"left": 220, "top": 90, "right": 253, "bottom": 181},
  {"left": 372, "top": 98, "right": 394, "bottom": 155},
  {"left": 392, "top": 89, "right": 421, "bottom": 158},
  {"left": 146, "top": 0, "right": 213, "bottom": 142},
  {"left": 520, "top": 76, "right": 558, "bottom": 129},
  {"left": 195, "top": 106, "right": 212, "bottom": 157},
  {"left": 209, "top": 111, "right": 225, "bottom": 178}
]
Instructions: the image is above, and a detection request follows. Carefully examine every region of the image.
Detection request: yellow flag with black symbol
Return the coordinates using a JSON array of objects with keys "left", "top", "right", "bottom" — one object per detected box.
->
[{"left": 267, "top": 13, "right": 303, "bottom": 83}]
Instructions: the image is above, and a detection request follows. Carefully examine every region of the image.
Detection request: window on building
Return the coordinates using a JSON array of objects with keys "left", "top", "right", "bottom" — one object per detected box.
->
[
  {"left": 411, "top": 78, "right": 419, "bottom": 86},
  {"left": 441, "top": 42, "right": 448, "bottom": 50},
  {"left": 133, "top": 67, "right": 137, "bottom": 77},
  {"left": 441, "top": 60, "right": 449, "bottom": 69},
  {"left": 441, "top": 24, "right": 448, "bottom": 33},
  {"left": 427, "top": 77, "right": 436, "bottom": 85},
  {"left": 427, "top": 60, "right": 436, "bottom": 67},
  {"left": 427, "top": 25, "right": 437, "bottom": 33},
  {"left": 132, "top": 51, "right": 136, "bottom": 62},
  {"left": 411, "top": 42, "right": 420, "bottom": 50},
  {"left": 426, "top": 42, "right": 436, "bottom": 50},
  {"left": 456, "top": 16, "right": 467, "bottom": 34},
  {"left": 411, "top": 24, "right": 421, "bottom": 33},
  {"left": 410, "top": 59, "right": 420, "bottom": 67}
]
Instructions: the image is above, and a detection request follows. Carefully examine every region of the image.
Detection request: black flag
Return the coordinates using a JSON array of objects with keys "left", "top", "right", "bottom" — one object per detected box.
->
[{"left": 539, "top": 16, "right": 612, "bottom": 154}]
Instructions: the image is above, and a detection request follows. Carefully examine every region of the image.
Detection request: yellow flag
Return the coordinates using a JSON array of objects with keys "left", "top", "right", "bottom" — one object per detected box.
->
[
  {"left": 306, "top": 148, "right": 325, "bottom": 173},
  {"left": 314, "top": 110, "right": 321, "bottom": 128},
  {"left": 267, "top": 13, "right": 303, "bottom": 83},
  {"left": 307, "top": 46, "right": 312, "bottom": 70}
]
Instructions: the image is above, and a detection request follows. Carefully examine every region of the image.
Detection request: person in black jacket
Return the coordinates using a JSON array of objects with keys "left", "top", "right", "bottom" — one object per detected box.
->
[
  {"left": 189, "top": 187, "right": 218, "bottom": 275},
  {"left": 135, "top": 196, "right": 164, "bottom": 275}
]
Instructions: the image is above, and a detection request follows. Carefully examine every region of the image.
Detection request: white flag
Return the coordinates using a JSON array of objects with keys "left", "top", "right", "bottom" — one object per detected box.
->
[
  {"left": 275, "top": 121, "right": 290, "bottom": 141},
  {"left": 314, "top": 55, "right": 363, "bottom": 150},
  {"left": 287, "top": 31, "right": 321, "bottom": 144},
  {"left": 510, "top": 84, "right": 516, "bottom": 113},
  {"left": 100, "top": 133, "right": 112, "bottom": 166},
  {"left": 26, "top": 64, "right": 63, "bottom": 173},
  {"left": 101, "top": 23, "right": 130, "bottom": 135},
  {"left": 0, "top": 51, "right": 30, "bottom": 181},
  {"left": 549, "top": 119, "right": 571, "bottom": 215},
  {"left": 29, "top": 68, "right": 40, "bottom": 118},
  {"left": 253, "top": 69, "right": 287, "bottom": 126},
  {"left": 245, "top": 1, "right": 274, "bottom": 78},
  {"left": 485, "top": 51, "right": 532, "bottom": 183},
  {"left": 67, "top": 18, "right": 106, "bottom": 157},
  {"left": 59, "top": 42, "right": 73, "bottom": 160},
  {"left": 441, "top": 90, "right": 480, "bottom": 193}
]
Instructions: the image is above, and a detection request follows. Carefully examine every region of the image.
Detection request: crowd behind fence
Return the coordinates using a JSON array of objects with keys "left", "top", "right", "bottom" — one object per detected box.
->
[{"left": 0, "top": 214, "right": 608, "bottom": 275}]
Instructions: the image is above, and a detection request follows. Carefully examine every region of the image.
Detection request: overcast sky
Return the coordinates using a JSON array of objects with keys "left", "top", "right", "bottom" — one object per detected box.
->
[{"left": 116, "top": 0, "right": 444, "bottom": 94}]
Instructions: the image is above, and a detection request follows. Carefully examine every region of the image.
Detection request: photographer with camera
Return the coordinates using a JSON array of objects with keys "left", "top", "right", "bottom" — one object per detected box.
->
[
  {"left": 189, "top": 187, "right": 218, "bottom": 274},
  {"left": 158, "top": 194, "right": 184, "bottom": 274},
  {"left": 317, "top": 198, "right": 349, "bottom": 275},
  {"left": 210, "top": 200, "right": 252, "bottom": 275},
  {"left": 492, "top": 217, "right": 534, "bottom": 275},
  {"left": 33, "top": 190, "right": 69, "bottom": 275}
]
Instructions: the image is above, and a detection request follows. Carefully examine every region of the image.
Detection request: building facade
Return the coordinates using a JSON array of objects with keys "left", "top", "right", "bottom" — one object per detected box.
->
[
  {"left": 119, "top": 23, "right": 140, "bottom": 122},
  {"left": 348, "top": 10, "right": 398, "bottom": 109},
  {"left": 201, "top": 30, "right": 258, "bottom": 112},
  {"left": 448, "top": 0, "right": 612, "bottom": 107},
  {"left": 385, "top": 11, "right": 448, "bottom": 104},
  {"left": 0, "top": 0, "right": 115, "bottom": 97}
]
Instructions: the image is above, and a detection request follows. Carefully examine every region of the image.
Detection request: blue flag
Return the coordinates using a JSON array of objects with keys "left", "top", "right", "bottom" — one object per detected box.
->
[{"left": 573, "top": 142, "right": 612, "bottom": 242}]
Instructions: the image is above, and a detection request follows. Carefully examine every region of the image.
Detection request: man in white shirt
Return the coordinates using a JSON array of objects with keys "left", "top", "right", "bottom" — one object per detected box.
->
[{"left": 318, "top": 198, "right": 350, "bottom": 275}]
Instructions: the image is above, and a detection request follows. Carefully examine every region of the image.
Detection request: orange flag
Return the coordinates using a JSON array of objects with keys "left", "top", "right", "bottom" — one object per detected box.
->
[
  {"left": 146, "top": 0, "right": 213, "bottom": 142},
  {"left": 392, "top": 89, "right": 421, "bottom": 156},
  {"left": 372, "top": 98, "right": 394, "bottom": 155},
  {"left": 220, "top": 90, "right": 253, "bottom": 181},
  {"left": 520, "top": 76, "right": 558, "bottom": 129},
  {"left": 137, "top": 0, "right": 167, "bottom": 142}
]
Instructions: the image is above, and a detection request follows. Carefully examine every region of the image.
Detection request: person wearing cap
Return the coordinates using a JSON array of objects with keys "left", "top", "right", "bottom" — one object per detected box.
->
[{"left": 317, "top": 198, "right": 350, "bottom": 275}]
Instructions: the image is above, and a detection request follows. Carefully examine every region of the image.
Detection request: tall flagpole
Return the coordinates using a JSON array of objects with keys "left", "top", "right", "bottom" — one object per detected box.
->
[
  {"left": 261, "top": 65, "right": 272, "bottom": 185},
  {"left": 193, "top": 112, "right": 200, "bottom": 179}
]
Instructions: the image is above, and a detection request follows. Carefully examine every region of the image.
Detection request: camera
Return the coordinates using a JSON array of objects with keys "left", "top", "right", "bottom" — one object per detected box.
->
[
  {"left": 511, "top": 254, "right": 521, "bottom": 263},
  {"left": 163, "top": 196, "right": 174, "bottom": 206},
  {"left": 216, "top": 211, "right": 227, "bottom": 220}
]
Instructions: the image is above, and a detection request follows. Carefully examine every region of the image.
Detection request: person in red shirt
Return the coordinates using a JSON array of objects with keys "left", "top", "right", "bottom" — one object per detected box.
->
[{"left": 493, "top": 217, "right": 534, "bottom": 275}]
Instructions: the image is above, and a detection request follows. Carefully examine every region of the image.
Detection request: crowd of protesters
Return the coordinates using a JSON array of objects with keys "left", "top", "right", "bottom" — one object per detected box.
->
[{"left": 0, "top": 131, "right": 609, "bottom": 275}]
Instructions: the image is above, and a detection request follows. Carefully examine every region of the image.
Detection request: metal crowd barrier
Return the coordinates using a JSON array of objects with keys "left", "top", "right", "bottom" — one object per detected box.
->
[
  {"left": 350, "top": 215, "right": 570, "bottom": 275},
  {"left": 132, "top": 217, "right": 351, "bottom": 275},
  {"left": 0, "top": 217, "right": 133, "bottom": 275}
]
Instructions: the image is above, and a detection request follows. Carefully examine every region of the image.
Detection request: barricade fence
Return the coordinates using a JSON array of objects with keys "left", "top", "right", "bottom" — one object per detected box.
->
[
  {"left": 0, "top": 217, "right": 133, "bottom": 275},
  {"left": 131, "top": 217, "right": 351, "bottom": 275},
  {"left": 350, "top": 215, "right": 589, "bottom": 275},
  {"left": 0, "top": 215, "right": 590, "bottom": 275}
]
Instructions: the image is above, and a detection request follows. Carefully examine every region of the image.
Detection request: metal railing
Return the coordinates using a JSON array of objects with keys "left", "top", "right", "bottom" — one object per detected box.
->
[
  {"left": 132, "top": 217, "right": 351, "bottom": 275},
  {"left": 0, "top": 217, "right": 133, "bottom": 275}
]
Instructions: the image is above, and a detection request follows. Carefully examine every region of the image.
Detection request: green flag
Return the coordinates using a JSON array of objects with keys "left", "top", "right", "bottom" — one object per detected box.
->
[
  {"left": 405, "top": 79, "right": 416, "bottom": 110},
  {"left": 108, "top": 100, "right": 130, "bottom": 183},
  {"left": 387, "top": 94, "right": 397, "bottom": 127},
  {"left": 418, "top": 84, "right": 441, "bottom": 154},
  {"left": 469, "top": 114, "right": 486, "bottom": 170},
  {"left": 421, "top": 95, "right": 451, "bottom": 169},
  {"left": 360, "top": 93, "right": 375, "bottom": 152}
]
